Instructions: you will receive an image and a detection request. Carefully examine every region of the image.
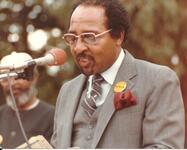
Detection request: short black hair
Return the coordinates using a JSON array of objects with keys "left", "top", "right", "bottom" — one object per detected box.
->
[{"left": 72, "top": 0, "right": 130, "bottom": 47}]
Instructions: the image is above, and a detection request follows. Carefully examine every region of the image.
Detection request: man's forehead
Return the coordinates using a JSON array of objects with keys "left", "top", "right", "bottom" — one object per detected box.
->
[
  {"left": 69, "top": 5, "right": 107, "bottom": 32},
  {"left": 71, "top": 5, "right": 106, "bottom": 24}
]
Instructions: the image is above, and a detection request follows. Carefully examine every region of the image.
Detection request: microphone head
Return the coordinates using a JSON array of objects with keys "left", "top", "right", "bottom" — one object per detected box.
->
[{"left": 48, "top": 48, "right": 67, "bottom": 66}]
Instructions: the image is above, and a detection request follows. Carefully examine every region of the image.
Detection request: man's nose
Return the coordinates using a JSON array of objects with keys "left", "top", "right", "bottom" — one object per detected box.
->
[{"left": 73, "top": 38, "right": 87, "bottom": 54}]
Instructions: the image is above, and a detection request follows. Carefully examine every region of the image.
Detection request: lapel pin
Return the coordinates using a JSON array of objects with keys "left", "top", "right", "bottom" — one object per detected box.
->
[{"left": 114, "top": 81, "right": 127, "bottom": 92}]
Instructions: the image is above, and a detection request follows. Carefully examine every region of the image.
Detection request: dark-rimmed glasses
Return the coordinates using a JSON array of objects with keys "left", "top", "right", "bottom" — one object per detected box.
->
[{"left": 62, "top": 29, "right": 112, "bottom": 46}]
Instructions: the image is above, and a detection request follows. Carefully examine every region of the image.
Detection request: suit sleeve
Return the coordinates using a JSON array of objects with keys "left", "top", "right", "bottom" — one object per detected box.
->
[
  {"left": 50, "top": 86, "right": 64, "bottom": 148},
  {"left": 142, "top": 67, "right": 185, "bottom": 148},
  {"left": 50, "top": 102, "right": 58, "bottom": 148}
]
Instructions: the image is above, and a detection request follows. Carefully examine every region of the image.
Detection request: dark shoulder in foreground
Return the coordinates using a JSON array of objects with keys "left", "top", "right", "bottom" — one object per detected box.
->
[{"left": 36, "top": 100, "right": 55, "bottom": 114}]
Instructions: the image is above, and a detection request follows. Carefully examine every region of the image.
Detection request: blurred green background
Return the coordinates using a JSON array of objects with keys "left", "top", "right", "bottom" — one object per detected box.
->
[{"left": 0, "top": 0, "right": 187, "bottom": 141}]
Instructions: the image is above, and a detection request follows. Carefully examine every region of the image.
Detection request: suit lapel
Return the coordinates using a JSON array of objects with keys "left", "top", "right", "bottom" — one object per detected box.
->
[
  {"left": 92, "top": 50, "right": 137, "bottom": 148},
  {"left": 61, "top": 75, "right": 87, "bottom": 148}
]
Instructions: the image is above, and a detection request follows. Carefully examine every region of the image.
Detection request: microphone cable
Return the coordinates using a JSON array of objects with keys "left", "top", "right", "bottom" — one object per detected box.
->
[{"left": 7, "top": 72, "right": 31, "bottom": 149}]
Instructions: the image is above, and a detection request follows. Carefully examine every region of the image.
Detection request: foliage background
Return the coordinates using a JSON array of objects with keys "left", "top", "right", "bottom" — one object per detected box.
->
[{"left": 0, "top": 0, "right": 187, "bottom": 145}]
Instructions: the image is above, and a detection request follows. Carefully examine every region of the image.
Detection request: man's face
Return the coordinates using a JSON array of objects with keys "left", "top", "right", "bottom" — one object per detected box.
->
[
  {"left": 1, "top": 78, "right": 34, "bottom": 107},
  {"left": 68, "top": 5, "right": 122, "bottom": 75}
]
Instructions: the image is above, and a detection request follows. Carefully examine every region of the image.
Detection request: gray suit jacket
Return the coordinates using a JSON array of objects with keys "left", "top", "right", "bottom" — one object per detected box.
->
[{"left": 51, "top": 50, "right": 185, "bottom": 148}]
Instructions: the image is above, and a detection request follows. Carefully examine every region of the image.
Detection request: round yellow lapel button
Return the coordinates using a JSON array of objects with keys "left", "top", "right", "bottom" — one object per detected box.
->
[{"left": 114, "top": 81, "right": 127, "bottom": 92}]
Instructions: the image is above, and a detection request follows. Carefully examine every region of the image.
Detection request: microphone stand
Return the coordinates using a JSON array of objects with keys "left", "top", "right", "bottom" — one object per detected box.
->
[
  {"left": 0, "top": 62, "right": 35, "bottom": 81},
  {"left": 0, "top": 72, "right": 18, "bottom": 80}
]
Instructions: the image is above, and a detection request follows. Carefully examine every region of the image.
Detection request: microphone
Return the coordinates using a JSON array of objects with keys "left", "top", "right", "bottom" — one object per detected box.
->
[{"left": 0, "top": 48, "right": 67, "bottom": 71}]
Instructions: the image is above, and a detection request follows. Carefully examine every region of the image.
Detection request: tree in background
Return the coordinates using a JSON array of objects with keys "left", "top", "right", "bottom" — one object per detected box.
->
[{"left": 0, "top": 0, "right": 76, "bottom": 105}]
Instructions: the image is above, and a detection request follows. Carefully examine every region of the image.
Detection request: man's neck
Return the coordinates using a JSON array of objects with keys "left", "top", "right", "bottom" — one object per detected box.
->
[{"left": 18, "top": 97, "right": 39, "bottom": 111}]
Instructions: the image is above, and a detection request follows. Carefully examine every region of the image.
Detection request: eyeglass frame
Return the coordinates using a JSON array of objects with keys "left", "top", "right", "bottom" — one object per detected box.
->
[{"left": 62, "top": 29, "right": 112, "bottom": 46}]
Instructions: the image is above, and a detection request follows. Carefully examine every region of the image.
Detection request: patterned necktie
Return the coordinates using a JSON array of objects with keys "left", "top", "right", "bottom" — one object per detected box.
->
[{"left": 81, "top": 74, "right": 104, "bottom": 117}]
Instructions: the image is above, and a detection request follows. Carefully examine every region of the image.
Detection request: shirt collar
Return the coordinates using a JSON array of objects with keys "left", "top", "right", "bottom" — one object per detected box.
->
[
  {"left": 24, "top": 98, "right": 40, "bottom": 110},
  {"left": 88, "top": 48, "right": 124, "bottom": 86},
  {"left": 101, "top": 48, "right": 124, "bottom": 85}
]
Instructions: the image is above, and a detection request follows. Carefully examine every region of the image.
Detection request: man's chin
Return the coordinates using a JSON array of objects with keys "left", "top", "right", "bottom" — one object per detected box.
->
[
  {"left": 6, "top": 94, "right": 29, "bottom": 108},
  {"left": 80, "top": 68, "right": 94, "bottom": 76}
]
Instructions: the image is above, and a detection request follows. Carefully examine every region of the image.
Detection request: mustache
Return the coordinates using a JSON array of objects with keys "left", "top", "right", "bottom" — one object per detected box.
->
[{"left": 76, "top": 52, "right": 93, "bottom": 61}]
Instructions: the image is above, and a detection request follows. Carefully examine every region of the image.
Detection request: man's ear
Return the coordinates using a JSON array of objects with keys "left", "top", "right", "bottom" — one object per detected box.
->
[{"left": 116, "top": 31, "right": 125, "bottom": 46}]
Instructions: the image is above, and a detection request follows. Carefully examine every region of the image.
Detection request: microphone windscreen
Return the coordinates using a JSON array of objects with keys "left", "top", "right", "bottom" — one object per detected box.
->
[{"left": 48, "top": 48, "right": 67, "bottom": 66}]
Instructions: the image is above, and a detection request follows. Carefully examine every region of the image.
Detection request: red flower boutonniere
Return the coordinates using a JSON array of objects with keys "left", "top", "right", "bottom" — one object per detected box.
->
[{"left": 114, "top": 89, "right": 137, "bottom": 111}]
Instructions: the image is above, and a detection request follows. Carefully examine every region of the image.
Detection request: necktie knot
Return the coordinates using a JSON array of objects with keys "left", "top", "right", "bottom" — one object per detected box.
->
[
  {"left": 93, "top": 74, "right": 104, "bottom": 84},
  {"left": 81, "top": 74, "right": 103, "bottom": 117},
  {"left": 91, "top": 74, "right": 103, "bottom": 97}
]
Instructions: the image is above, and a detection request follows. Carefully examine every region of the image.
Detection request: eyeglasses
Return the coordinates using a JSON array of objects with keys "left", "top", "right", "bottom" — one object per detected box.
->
[{"left": 63, "top": 29, "right": 112, "bottom": 46}]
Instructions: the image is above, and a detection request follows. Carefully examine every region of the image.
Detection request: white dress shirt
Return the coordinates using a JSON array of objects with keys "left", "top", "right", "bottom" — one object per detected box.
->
[{"left": 87, "top": 48, "right": 125, "bottom": 106}]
